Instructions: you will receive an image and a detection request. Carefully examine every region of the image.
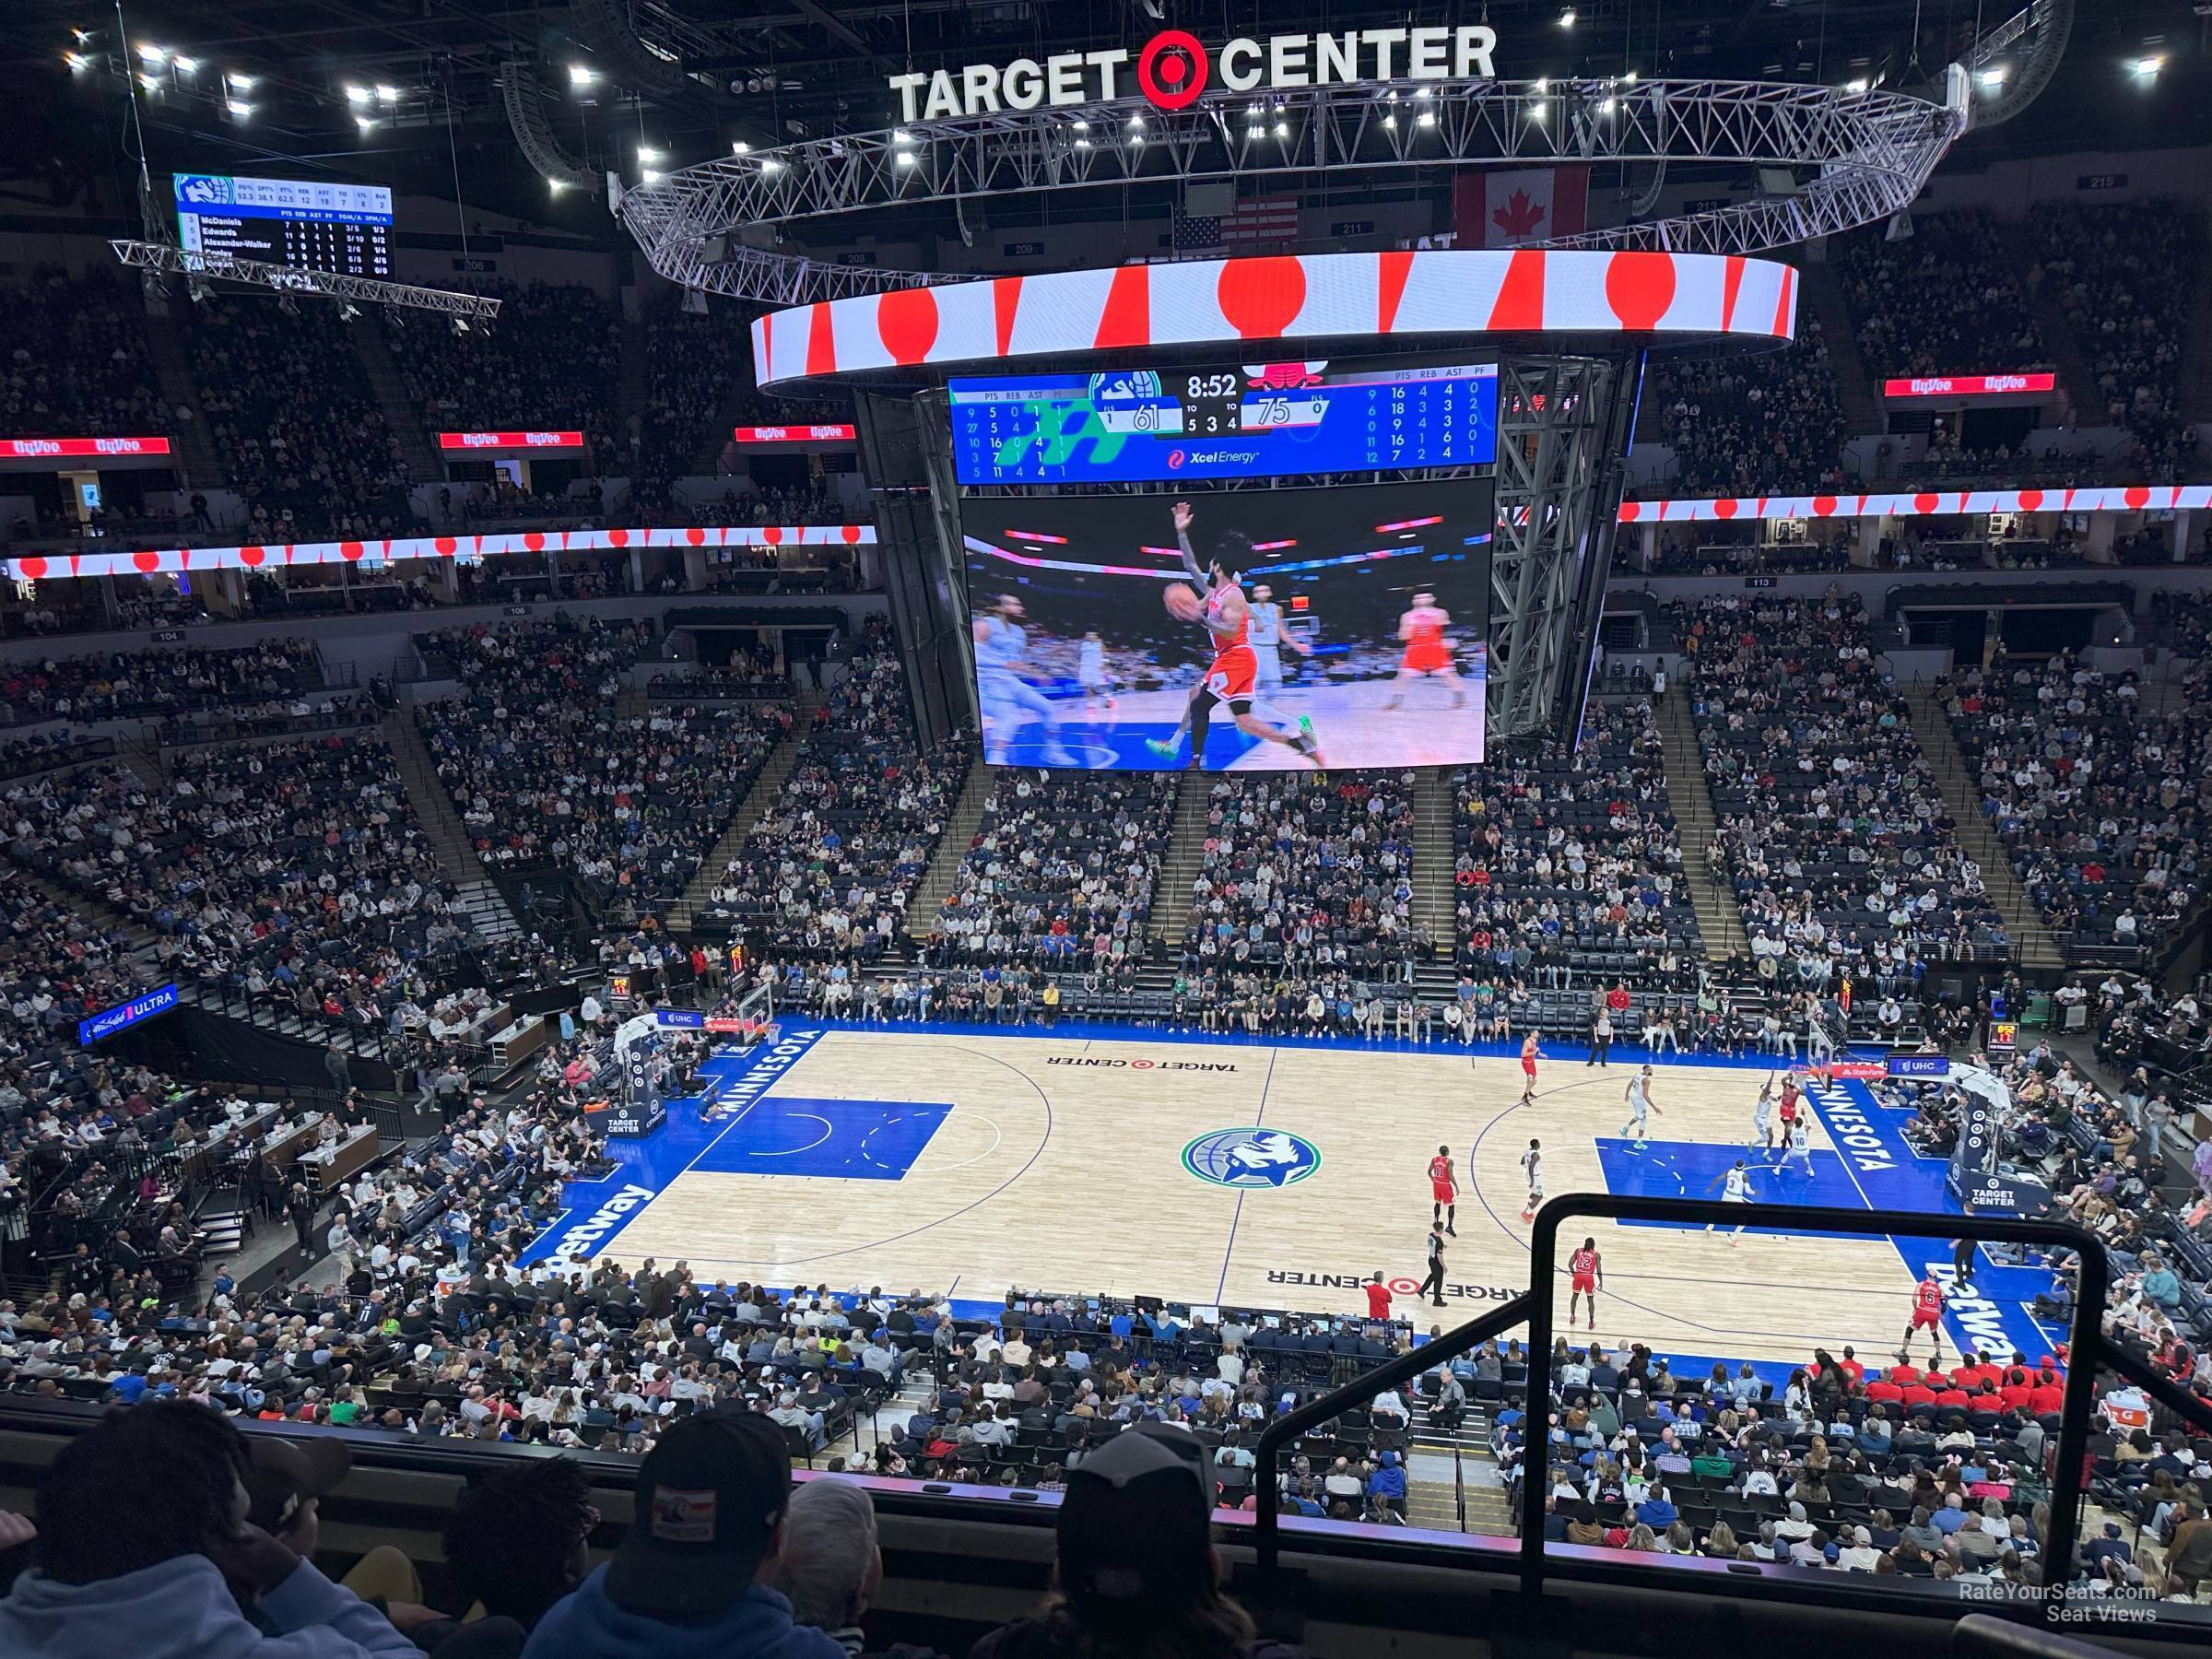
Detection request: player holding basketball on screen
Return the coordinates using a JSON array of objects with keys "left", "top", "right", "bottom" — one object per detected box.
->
[
  {"left": 1146, "top": 500, "right": 1325, "bottom": 770},
  {"left": 1568, "top": 1236, "right": 1604, "bottom": 1331},
  {"left": 1383, "top": 590, "right": 1467, "bottom": 710},
  {"left": 1902, "top": 1272, "right": 1946, "bottom": 1368},
  {"left": 1429, "top": 1144, "right": 1459, "bottom": 1237}
]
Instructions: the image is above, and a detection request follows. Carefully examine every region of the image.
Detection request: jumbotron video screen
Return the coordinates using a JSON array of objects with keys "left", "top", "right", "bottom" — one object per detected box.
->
[{"left": 962, "top": 479, "right": 1491, "bottom": 771}]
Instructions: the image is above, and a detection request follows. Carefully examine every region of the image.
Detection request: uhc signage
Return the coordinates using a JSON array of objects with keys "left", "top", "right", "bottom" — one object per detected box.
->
[
  {"left": 731, "top": 425, "right": 857, "bottom": 444},
  {"left": 2, "top": 436, "right": 171, "bottom": 459},
  {"left": 890, "top": 25, "right": 1498, "bottom": 121}
]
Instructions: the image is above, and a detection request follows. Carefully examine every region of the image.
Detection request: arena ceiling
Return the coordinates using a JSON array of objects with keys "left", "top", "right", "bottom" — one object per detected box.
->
[{"left": 2, "top": 1, "right": 2205, "bottom": 242}]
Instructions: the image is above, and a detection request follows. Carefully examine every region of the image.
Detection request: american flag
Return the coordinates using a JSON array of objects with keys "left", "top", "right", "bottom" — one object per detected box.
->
[{"left": 1171, "top": 194, "right": 1300, "bottom": 256}]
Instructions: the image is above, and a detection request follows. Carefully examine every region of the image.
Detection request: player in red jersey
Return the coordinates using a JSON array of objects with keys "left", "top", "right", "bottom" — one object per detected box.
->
[
  {"left": 1147, "top": 500, "right": 1326, "bottom": 769},
  {"left": 1518, "top": 1034, "right": 1541, "bottom": 1103},
  {"left": 1568, "top": 1236, "right": 1604, "bottom": 1331},
  {"left": 1429, "top": 1144, "right": 1458, "bottom": 1236},
  {"left": 1901, "top": 1272, "right": 1947, "bottom": 1369},
  {"left": 1775, "top": 1074, "right": 1802, "bottom": 1148},
  {"left": 1384, "top": 591, "right": 1467, "bottom": 710}
]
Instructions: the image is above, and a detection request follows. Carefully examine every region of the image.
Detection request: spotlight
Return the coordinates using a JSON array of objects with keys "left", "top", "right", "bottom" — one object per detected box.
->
[
  {"left": 1126, "top": 114, "right": 1144, "bottom": 129},
  {"left": 1382, "top": 113, "right": 1397, "bottom": 130},
  {"left": 2131, "top": 54, "right": 2164, "bottom": 78},
  {"left": 1976, "top": 66, "right": 2006, "bottom": 88},
  {"left": 1418, "top": 110, "right": 1436, "bottom": 127},
  {"left": 339, "top": 302, "right": 362, "bottom": 320},
  {"left": 641, "top": 168, "right": 663, "bottom": 184},
  {"left": 1559, "top": 7, "right": 1576, "bottom": 27},
  {"left": 226, "top": 73, "right": 256, "bottom": 90},
  {"left": 895, "top": 150, "right": 916, "bottom": 167},
  {"left": 1072, "top": 119, "right": 1088, "bottom": 131},
  {"left": 345, "top": 84, "right": 371, "bottom": 105},
  {"left": 356, "top": 116, "right": 375, "bottom": 134},
  {"left": 65, "top": 52, "right": 88, "bottom": 71},
  {"left": 452, "top": 317, "right": 470, "bottom": 335},
  {"left": 135, "top": 42, "right": 166, "bottom": 63},
  {"left": 171, "top": 54, "right": 198, "bottom": 74},
  {"left": 891, "top": 128, "right": 912, "bottom": 143},
  {"left": 568, "top": 64, "right": 596, "bottom": 87},
  {"left": 547, "top": 179, "right": 567, "bottom": 194},
  {"left": 638, "top": 147, "right": 663, "bottom": 163},
  {"left": 136, "top": 73, "right": 158, "bottom": 90},
  {"left": 375, "top": 84, "right": 400, "bottom": 103},
  {"left": 226, "top": 99, "right": 252, "bottom": 118},
  {"left": 1844, "top": 77, "right": 1869, "bottom": 92},
  {"left": 1274, "top": 119, "right": 1288, "bottom": 136},
  {"left": 760, "top": 157, "right": 783, "bottom": 173},
  {"left": 732, "top": 140, "right": 750, "bottom": 154}
]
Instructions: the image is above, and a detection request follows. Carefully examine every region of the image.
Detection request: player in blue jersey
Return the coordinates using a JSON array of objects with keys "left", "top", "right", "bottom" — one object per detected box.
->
[{"left": 974, "top": 595, "right": 1074, "bottom": 767}]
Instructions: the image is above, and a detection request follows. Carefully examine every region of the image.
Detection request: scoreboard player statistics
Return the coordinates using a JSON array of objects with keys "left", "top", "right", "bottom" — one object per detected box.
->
[
  {"left": 174, "top": 174, "right": 394, "bottom": 278},
  {"left": 950, "top": 359, "right": 1498, "bottom": 485}
]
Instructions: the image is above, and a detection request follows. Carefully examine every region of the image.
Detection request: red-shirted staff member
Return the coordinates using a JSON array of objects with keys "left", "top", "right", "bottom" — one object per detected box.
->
[
  {"left": 1429, "top": 1145, "right": 1459, "bottom": 1237},
  {"left": 1568, "top": 1236, "right": 1604, "bottom": 1332},
  {"left": 1902, "top": 1271, "right": 1947, "bottom": 1369}
]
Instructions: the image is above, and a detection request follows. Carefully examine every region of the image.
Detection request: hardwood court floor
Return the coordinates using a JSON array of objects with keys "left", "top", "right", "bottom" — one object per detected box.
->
[{"left": 579, "top": 1029, "right": 2039, "bottom": 1369}]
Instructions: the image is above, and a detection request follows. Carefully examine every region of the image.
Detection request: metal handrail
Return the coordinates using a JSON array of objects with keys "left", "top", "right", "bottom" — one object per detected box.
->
[
  {"left": 1253, "top": 1296, "right": 1532, "bottom": 1578},
  {"left": 1517, "top": 1195, "right": 2117, "bottom": 1618}
]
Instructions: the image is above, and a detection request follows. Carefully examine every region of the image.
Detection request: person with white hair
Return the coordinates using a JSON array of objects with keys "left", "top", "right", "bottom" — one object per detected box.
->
[{"left": 769, "top": 1479, "right": 913, "bottom": 1658}]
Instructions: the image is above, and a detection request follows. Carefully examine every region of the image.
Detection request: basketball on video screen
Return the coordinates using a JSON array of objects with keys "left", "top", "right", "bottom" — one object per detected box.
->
[{"left": 962, "top": 478, "right": 1492, "bottom": 772}]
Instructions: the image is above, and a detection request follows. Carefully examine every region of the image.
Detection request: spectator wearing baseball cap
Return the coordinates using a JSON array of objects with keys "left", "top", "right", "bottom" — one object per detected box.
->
[
  {"left": 970, "top": 1425, "right": 1303, "bottom": 1659},
  {"left": 0, "top": 1399, "right": 419, "bottom": 1659},
  {"left": 521, "top": 1408, "right": 842, "bottom": 1659},
  {"left": 246, "top": 1433, "right": 432, "bottom": 1615}
]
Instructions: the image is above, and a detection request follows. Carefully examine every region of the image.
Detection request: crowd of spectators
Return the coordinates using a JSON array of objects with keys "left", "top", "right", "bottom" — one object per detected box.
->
[
  {"left": 5, "top": 735, "right": 482, "bottom": 1051},
  {"left": 384, "top": 282, "right": 621, "bottom": 474},
  {"left": 924, "top": 771, "right": 1176, "bottom": 966},
  {"left": 2032, "top": 200, "right": 2201, "bottom": 478},
  {"left": 0, "top": 267, "right": 168, "bottom": 439},
  {"left": 1452, "top": 700, "right": 1701, "bottom": 988},
  {"left": 1839, "top": 209, "right": 2046, "bottom": 380},
  {"left": 1678, "top": 590, "right": 2013, "bottom": 974},
  {"left": 182, "top": 298, "right": 418, "bottom": 546},
  {"left": 631, "top": 292, "right": 747, "bottom": 487},
  {"left": 700, "top": 638, "right": 970, "bottom": 958},
  {"left": 0, "top": 639, "right": 323, "bottom": 728},
  {"left": 1165, "top": 772, "right": 1423, "bottom": 984},
  {"left": 1637, "top": 313, "right": 1847, "bottom": 498},
  {"left": 1939, "top": 653, "right": 2206, "bottom": 958}
]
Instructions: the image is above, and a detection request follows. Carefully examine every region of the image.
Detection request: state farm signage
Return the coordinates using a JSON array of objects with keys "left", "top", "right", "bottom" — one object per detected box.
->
[
  {"left": 1882, "top": 373, "right": 2056, "bottom": 399},
  {"left": 890, "top": 25, "right": 1498, "bottom": 122},
  {"left": 1, "top": 436, "right": 171, "bottom": 458},
  {"left": 437, "top": 430, "right": 584, "bottom": 451},
  {"left": 732, "top": 424, "right": 857, "bottom": 443}
]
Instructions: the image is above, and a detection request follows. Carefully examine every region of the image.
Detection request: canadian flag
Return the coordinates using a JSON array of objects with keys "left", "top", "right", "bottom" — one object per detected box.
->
[{"left": 1453, "top": 167, "right": 1591, "bottom": 249}]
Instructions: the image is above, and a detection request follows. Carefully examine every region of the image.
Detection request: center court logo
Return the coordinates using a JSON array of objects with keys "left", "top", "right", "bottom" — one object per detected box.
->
[{"left": 1182, "top": 1127, "right": 1321, "bottom": 1189}]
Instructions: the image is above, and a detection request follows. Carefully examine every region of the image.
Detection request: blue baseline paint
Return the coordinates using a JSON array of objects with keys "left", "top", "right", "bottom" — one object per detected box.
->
[
  {"left": 519, "top": 1027, "right": 829, "bottom": 1268},
  {"left": 692, "top": 1096, "right": 953, "bottom": 1181}
]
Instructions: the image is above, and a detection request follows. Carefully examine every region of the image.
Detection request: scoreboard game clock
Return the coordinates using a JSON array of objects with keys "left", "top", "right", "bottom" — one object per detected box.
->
[
  {"left": 174, "top": 174, "right": 395, "bottom": 279},
  {"left": 950, "top": 359, "right": 1498, "bottom": 485}
]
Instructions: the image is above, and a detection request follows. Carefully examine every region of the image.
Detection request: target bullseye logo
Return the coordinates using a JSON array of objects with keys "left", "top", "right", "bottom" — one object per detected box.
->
[{"left": 1137, "top": 30, "right": 1208, "bottom": 110}]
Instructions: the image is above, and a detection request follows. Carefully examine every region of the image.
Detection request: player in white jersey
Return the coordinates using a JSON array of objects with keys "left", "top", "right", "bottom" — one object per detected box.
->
[
  {"left": 974, "top": 595, "right": 1074, "bottom": 767},
  {"left": 1747, "top": 1076, "right": 1777, "bottom": 1156},
  {"left": 1244, "top": 583, "right": 1310, "bottom": 697},
  {"left": 1783, "top": 1115, "right": 1816, "bottom": 1175},
  {"left": 1076, "top": 629, "right": 1113, "bottom": 715},
  {"left": 1704, "top": 1159, "right": 1754, "bottom": 1238},
  {"left": 1618, "top": 1065, "right": 1660, "bottom": 1148},
  {"left": 1519, "top": 1136, "right": 1544, "bottom": 1223}
]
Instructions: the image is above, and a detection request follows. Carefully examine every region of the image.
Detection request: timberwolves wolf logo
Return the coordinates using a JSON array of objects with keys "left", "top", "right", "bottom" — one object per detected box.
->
[{"left": 1182, "top": 1127, "right": 1322, "bottom": 1190}]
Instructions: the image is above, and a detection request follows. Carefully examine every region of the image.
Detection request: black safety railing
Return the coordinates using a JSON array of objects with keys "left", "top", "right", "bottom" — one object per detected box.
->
[{"left": 1256, "top": 1193, "right": 2212, "bottom": 1634}]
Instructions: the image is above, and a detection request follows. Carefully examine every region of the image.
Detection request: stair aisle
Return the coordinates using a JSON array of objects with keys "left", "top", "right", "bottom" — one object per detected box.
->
[
  {"left": 382, "top": 711, "right": 520, "bottom": 943},
  {"left": 1652, "top": 691, "right": 1750, "bottom": 962},
  {"left": 1148, "top": 772, "right": 1217, "bottom": 948},
  {"left": 904, "top": 761, "right": 998, "bottom": 942},
  {"left": 136, "top": 303, "right": 227, "bottom": 489},
  {"left": 1996, "top": 220, "right": 2100, "bottom": 421},
  {"left": 1900, "top": 688, "right": 2066, "bottom": 970},
  {"left": 350, "top": 314, "right": 443, "bottom": 480},
  {"left": 1411, "top": 767, "right": 1457, "bottom": 963},
  {"left": 668, "top": 688, "right": 824, "bottom": 933},
  {"left": 1798, "top": 258, "right": 1882, "bottom": 435}
]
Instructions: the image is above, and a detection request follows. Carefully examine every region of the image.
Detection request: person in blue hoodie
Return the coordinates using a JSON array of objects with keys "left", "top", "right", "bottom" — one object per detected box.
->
[
  {"left": 0, "top": 1399, "right": 420, "bottom": 1659},
  {"left": 522, "top": 1407, "right": 844, "bottom": 1659}
]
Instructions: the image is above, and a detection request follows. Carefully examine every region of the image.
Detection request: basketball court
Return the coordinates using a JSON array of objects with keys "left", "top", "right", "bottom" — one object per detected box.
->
[{"left": 524, "top": 1025, "right": 2063, "bottom": 1375}]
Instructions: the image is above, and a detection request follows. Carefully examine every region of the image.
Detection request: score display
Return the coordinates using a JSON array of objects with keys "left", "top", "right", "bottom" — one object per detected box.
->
[
  {"left": 174, "top": 174, "right": 394, "bottom": 278},
  {"left": 949, "top": 360, "right": 1497, "bottom": 485}
]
